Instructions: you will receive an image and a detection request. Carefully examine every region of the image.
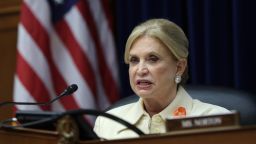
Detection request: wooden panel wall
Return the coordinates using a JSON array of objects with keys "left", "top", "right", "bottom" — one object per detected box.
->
[{"left": 0, "top": 0, "right": 21, "bottom": 120}]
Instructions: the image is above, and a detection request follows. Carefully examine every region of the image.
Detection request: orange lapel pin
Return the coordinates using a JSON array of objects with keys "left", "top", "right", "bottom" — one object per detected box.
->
[{"left": 173, "top": 106, "right": 186, "bottom": 117}]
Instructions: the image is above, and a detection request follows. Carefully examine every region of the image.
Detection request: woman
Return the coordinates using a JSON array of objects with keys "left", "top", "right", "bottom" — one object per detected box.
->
[{"left": 93, "top": 18, "right": 229, "bottom": 139}]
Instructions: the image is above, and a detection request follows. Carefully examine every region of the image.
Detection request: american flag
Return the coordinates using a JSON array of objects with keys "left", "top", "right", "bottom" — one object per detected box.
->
[{"left": 13, "top": 0, "right": 119, "bottom": 123}]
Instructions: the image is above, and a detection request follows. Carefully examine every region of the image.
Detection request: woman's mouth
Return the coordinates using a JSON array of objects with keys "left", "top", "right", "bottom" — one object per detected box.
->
[{"left": 136, "top": 79, "right": 153, "bottom": 90}]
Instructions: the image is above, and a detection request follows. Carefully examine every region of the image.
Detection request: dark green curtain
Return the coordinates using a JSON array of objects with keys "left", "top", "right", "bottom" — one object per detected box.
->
[{"left": 113, "top": 0, "right": 256, "bottom": 97}]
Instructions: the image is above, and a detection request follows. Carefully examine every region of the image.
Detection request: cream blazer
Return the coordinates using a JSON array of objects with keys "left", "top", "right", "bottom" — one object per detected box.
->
[{"left": 93, "top": 86, "right": 230, "bottom": 140}]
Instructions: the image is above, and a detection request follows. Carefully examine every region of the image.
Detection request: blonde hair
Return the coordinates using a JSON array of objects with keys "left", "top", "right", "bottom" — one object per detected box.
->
[{"left": 124, "top": 18, "right": 189, "bottom": 83}]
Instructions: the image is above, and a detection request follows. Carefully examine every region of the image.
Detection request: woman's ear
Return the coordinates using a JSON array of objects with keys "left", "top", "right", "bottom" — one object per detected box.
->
[{"left": 176, "top": 58, "right": 187, "bottom": 75}]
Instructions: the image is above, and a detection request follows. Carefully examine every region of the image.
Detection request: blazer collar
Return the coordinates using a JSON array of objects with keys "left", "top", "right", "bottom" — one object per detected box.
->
[
  {"left": 121, "top": 98, "right": 145, "bottom": 125},
  {"left": 116, "top": 86, "right": 193, "bottom": 133},
  {"left": 115, "top": 98, "right": 144, "bottom": 134}
]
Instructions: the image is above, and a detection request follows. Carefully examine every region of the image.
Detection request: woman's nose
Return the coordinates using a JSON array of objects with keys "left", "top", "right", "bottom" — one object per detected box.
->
[{"left": 137, "top": 62, "right": 148, "bottom": 76}]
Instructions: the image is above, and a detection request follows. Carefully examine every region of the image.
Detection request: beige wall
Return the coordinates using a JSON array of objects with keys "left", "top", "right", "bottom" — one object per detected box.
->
[{"left": 0, "top": 0, "right": 21, "bottom": 120}]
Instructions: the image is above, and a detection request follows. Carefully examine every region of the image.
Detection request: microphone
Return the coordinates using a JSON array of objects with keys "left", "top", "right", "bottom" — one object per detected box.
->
[{"left": 0, "top": 84, "right": 78, "bottom": 107}]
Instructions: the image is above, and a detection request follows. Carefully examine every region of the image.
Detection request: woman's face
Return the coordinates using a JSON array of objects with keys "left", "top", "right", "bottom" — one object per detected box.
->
[{"left": 128, "top": 36, "right": 179, "bottom": 100}]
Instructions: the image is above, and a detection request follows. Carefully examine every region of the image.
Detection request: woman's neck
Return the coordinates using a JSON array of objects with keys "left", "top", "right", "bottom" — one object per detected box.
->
[{"left": 143, "top": 89, "right": 177, "bottom": 117}]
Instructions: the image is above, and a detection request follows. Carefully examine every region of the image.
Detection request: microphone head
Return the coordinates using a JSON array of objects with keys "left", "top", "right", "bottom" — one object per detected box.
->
[
  {"left": 67, "top": 84, "right": 78, "bottom": 94},
  {"left": 61, "top": 84, "right": 78, "bottom": 96}
]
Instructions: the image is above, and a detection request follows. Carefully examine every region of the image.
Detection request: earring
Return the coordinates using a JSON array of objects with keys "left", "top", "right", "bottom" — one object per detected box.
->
[{"left": 175, "top": 75, "right": 182, "bottom": 84}]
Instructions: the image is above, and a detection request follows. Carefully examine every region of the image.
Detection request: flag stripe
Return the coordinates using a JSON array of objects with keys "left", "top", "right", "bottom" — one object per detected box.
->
[
  {"left": 64, "top": 6, "right": 109, "bottom": 109},
  {"left": 101, "top": 0, "right": 114, "bottom": 32},
  {"left": 65, "top": 3, "right": 111, "bottom": 109},
  {"left": 87, "top": 0, "right": 119, "bottom": 84},
  {"left": 16, "top": 53, "right": 50, "bottom": 110},
  {"left": 16, "top": 24, "right": 65, "bottom": 110},
  {"left": 53, "top": 19, "right": 98, "bottom": 102},
  {"left": 20, "top": 2, "right": 50, "bottom": 61},
  {"left": 14, "top": 76, "right": 41, "bottom": 110},
  {"left": 77, "top": 0, "right": 119, "bottom": 103},
  {"left": 50, "top": 30, "right": 97, "bottom": 109},
  {"left": 64, "top": 6, "right": 98, "bottom": 73}
]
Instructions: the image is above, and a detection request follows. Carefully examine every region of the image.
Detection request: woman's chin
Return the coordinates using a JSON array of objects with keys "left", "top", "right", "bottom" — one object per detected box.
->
[{"left": 135, "top": 89, "right": 153, "bottom": 97}]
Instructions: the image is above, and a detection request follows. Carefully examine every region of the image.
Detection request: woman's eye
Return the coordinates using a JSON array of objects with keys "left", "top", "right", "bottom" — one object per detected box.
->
[
  {"left": 148, "top": 55, "right": 159, "bottom": 63},
  {"left": 129, "top": 57, "right": 139, "bottom": 64}
]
